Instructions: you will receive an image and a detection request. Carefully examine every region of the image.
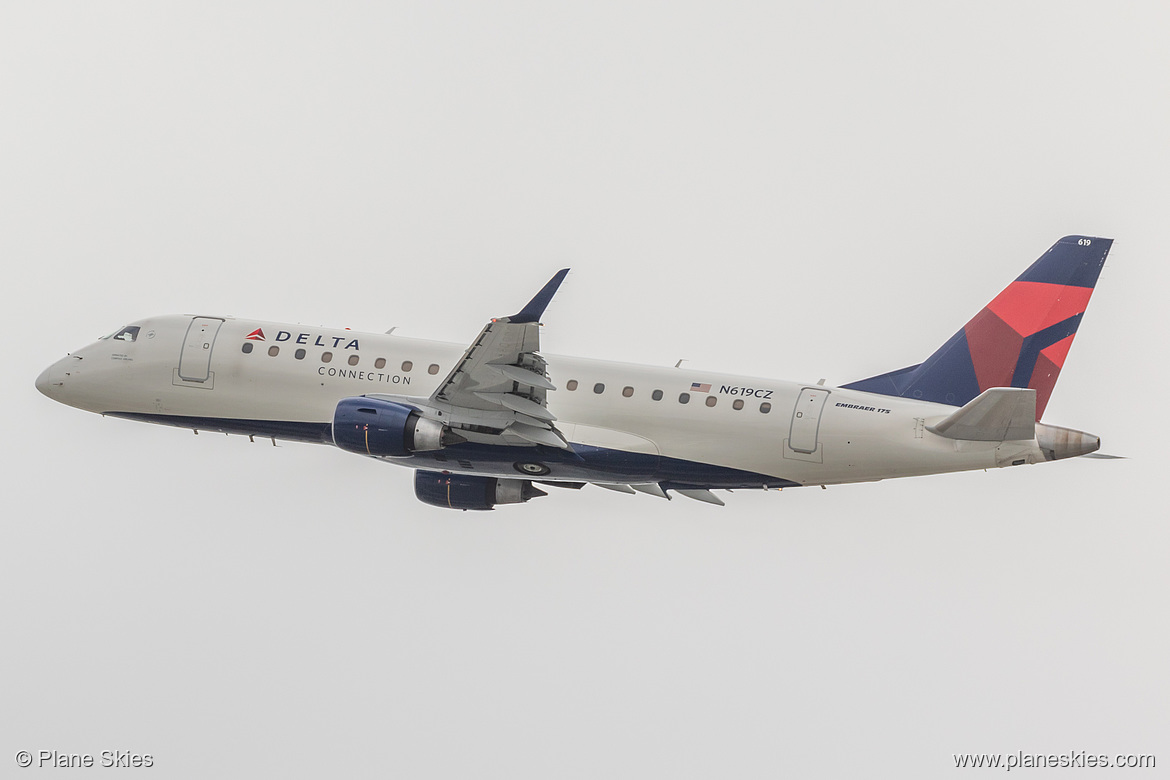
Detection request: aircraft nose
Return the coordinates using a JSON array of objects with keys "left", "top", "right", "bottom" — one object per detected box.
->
[
  {"left": 36, "top": 366, "right": 53, "bottom": 396},
  {"left": 36, "top": 359, "right": 67, "bottom": 397}
]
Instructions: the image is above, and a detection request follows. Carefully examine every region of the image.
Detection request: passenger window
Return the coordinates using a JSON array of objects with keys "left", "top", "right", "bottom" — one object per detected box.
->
[
  {"left": 401, "top": 361, "right": 413, "bottom": 372},
  {"left": 428, "top": 364, "right": 440, "bottom": 375},
  {"left": 705, "top": 395, "right": 717, "bottom": 407},
  {"left": 732, "top": 399, "right": 744, "bottom": 410},
  {"left": 622, "top": 386, "right": 634, "bottom": 398},
  {"left": 566, "top": 380, "right": 578, "bottom": 391},
  {"left": 348, "top": 354, "right": 360, "bottom": 366},
  {"left": 241, "top": 342, "right": 253, "bottom": 354},
  {"left": 268, "top": 346, "right": 280, "bottom": 357},
  {"left": 110, "top": 325, "right": 140, "bottom": 342},
  {"left": 322, "top": 352, "right": 333, "bottom": 363},
  {"left": 760, "top": 402, "right": 771, "bottom": 414},
  {"left": 593, "top": 383, "right": 605, "bottom": 394},
  {"left": 375, "top": 358, "right": 386, "bottom": 369},
  {"left": 679, "top": 393, "right": 690, "bottom": 404},
  {"left": 294, "top": 348, "right": 306, "bottom": 360},
  {"left": 651, "top": 389, "right": 663, "bottom": 401}
]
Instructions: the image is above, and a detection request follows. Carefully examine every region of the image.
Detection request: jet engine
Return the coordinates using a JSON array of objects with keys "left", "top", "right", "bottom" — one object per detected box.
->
[
  {"left": 414, "top": 470, "right": 548, "bottom": 511},
  {"left": 332, "top": 397, "right": 454, "bottom": 457}
]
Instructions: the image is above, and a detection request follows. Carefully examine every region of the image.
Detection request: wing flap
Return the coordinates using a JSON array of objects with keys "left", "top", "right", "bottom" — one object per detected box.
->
[
  {"left": 474, "top": 391, "right": 558, "bottom": 421},
  {"left": 504, "top": 421, "right": 570, "bottom": 449},
  {"left": 489, "top": 362, "right": 556, "bottom": 390}
]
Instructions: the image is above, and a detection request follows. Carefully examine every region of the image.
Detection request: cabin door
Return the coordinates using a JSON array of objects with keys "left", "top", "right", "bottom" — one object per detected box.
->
[
  {"left": 789, "top": 388, "right": 830, "bottom": 453},
  {"left": 177, "top": 317, "right": 224, "bottom": 383}
]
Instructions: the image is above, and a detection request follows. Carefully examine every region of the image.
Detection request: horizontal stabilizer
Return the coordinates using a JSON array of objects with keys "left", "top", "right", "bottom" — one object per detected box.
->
[{"left": 927, "top": 387, "right": 1036, "bottom": 441}]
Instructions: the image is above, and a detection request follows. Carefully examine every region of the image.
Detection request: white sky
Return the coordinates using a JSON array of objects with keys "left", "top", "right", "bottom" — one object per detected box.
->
[{"left": 2, "top": 2, "right": 1167, "bottom": 777}]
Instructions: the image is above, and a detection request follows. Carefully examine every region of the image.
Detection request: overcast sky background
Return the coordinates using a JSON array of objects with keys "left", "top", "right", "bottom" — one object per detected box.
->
[{"left": 2, "top": 2, "right": 1167, "bottom": 777}]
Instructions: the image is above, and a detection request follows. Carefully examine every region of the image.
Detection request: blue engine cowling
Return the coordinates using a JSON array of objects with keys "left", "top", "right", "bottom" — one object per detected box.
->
[
  {"left": 332, "top": 397, "right": 448, "bottom": 457},
  {"left": 414, "top": 470, "right": 548, "bottom": 511}
]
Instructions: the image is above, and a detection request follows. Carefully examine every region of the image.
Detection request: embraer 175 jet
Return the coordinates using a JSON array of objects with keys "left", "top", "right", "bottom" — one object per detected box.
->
[{"left": 37, "top": 236, "right": 1110, "bottom": 510}]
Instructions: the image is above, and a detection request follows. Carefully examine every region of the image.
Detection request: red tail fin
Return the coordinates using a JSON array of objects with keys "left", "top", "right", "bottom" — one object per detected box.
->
[{"left": 844, "top": 236, "right": 1112, "bottom": 419}]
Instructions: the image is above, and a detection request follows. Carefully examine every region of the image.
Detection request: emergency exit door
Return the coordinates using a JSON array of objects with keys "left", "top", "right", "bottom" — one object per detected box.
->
[
  {"left": 789, "top": 387, "right": 830, "bottom": 453},
  {"left": 177, "top": 317, "right": 224, "bottom": 383}
]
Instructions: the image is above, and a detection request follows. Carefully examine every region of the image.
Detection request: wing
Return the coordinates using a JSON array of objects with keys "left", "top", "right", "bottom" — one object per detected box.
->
[{"left": 370, "top": 269, "right": 572, "bottom": 449}]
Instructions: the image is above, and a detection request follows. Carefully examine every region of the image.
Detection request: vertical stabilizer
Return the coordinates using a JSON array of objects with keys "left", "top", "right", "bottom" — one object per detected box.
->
[{"left": 843, "top": 236, "right": 1112, "bottom": 419}]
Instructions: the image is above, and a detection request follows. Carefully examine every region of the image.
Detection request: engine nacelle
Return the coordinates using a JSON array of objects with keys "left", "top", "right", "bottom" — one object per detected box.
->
[
  {"left": 332, "top": 397, "right": 448, "bottom": 457},
  {"left": 414, "top": 470, "right": 548, "bottom": 511}
]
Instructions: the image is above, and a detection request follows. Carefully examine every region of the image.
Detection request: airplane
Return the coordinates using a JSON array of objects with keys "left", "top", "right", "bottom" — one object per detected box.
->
[{"left": 36, "top": 235, "right": 1111, "bottom": 510}]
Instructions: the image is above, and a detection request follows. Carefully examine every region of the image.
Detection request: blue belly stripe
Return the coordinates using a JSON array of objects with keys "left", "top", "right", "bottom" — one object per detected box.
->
[{"left": 106, "top": 412, "right": 799, "bottom": 490}]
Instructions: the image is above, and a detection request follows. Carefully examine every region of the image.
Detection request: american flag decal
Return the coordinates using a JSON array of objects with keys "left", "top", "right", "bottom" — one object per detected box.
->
[{"left": 691, "top": 382, "right": 711, "bottom": 393}]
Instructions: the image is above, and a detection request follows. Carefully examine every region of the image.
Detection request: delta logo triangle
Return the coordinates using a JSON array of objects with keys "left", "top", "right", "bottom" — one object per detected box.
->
[{"left": 245, "top": 328, "right": 266, "bottom": 341}]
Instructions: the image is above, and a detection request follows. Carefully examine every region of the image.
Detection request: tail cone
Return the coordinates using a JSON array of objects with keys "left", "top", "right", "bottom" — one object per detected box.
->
[{"left": 1036, "top": 423, "right": 1100, "bottom": 461}]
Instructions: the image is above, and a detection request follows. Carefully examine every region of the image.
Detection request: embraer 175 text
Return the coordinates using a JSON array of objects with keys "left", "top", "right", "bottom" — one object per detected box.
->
[{"left": 38, "top": 236, "right": 1110, "bottom": 510}]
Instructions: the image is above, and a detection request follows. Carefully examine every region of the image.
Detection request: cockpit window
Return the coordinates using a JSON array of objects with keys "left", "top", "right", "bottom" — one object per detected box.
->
[{"left": 105, "top": 326, "right": 141, "bottom": 342}]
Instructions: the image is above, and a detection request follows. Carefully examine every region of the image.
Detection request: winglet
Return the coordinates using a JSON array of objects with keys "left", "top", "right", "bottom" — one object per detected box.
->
[{"left": 509, "top": 268, "right": 570, "bottom": 323}]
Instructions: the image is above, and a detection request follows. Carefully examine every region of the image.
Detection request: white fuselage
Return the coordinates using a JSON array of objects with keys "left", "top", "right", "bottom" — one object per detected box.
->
[{"left": 38, "top": 314, "right": 1053, "bottom": 488}]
